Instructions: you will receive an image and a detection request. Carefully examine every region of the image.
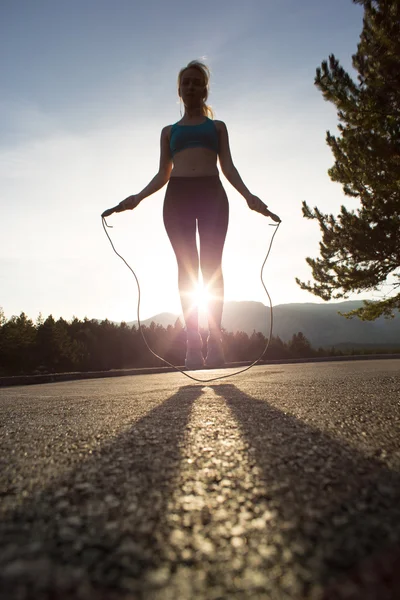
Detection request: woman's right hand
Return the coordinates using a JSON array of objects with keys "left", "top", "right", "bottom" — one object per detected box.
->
[{"left": 117, "top": 195, "right": 141, "bottom": 212}]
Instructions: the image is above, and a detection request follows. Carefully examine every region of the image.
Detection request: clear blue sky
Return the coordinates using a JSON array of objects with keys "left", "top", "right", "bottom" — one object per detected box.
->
[{"left": 1, "top": 0, "right": 366, "bottom": 322}]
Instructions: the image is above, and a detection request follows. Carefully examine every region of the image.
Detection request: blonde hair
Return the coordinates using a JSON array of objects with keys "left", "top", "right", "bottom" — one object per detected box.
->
[{"left": 177, "top": 60, "right": 214, "bottom": 119}]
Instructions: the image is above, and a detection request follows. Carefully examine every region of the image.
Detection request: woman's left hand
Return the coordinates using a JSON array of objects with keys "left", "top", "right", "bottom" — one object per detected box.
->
[{"left": 246, "top": 194, "right": 268, "bottom": 215}]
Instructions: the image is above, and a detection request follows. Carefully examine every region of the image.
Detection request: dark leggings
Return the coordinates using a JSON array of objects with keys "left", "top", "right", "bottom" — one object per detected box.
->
[{"left": 163, "top": 175, "right": 229, "bottom": 333}]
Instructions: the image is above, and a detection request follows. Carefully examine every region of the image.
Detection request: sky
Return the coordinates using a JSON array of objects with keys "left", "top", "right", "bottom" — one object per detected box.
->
[{"left": 1, "top": 0, "right": 367, "bottom": 323}]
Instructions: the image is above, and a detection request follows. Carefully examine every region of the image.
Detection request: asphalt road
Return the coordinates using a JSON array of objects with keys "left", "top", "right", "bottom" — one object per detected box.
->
[{"left": 1, "top": 359, "right": 400, "bottom": 600}]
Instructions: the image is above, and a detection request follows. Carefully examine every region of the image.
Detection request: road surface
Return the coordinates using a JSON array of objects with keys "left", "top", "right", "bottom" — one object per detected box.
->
[{"left": 1, "top": 359, "right": 400, "bottom": 599}]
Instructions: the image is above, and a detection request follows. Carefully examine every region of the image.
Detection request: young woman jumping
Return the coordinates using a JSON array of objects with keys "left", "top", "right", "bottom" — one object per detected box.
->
[{"left": 103, "top": 60, "right": 277, "bottom": 369}]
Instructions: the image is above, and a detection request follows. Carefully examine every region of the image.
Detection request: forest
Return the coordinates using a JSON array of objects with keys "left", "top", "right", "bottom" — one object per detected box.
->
[{"left": 0, "top": 310, "right": 397, "bottom": 377}]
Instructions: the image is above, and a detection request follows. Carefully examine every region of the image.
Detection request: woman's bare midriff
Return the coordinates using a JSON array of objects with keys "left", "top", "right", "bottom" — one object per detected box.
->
[{"left": 170, "top": 147, "right": 219, "bottom": 178}]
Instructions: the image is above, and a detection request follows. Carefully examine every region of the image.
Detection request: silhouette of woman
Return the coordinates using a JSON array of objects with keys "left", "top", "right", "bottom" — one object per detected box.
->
[{"left": 103, "top": 60, "right": 276, "bottom": 369}]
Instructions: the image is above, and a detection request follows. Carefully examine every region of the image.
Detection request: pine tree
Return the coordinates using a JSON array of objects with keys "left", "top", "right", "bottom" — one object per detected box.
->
[{"left": 297, "top": 0, "right": 400, "bottom": 320}]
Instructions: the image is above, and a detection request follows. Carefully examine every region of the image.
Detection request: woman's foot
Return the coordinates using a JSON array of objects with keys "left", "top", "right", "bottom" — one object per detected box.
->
[
  {"left": 185, "top": 329, "right": 205, "bottom": 369},
  {"left": 205, "top": 333, "right": 225, "bottom": 368}
]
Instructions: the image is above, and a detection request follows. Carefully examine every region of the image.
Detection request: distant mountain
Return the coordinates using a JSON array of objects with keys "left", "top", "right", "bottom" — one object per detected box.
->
[
  {"left": 272, "top": 301, "right": 400, "bottom": 348},
  {"left": 129, "top": 312, "right": 180, "bottom": 329},
  {"left": 129, "top": 300, "right": 400, "bottom": 348}
]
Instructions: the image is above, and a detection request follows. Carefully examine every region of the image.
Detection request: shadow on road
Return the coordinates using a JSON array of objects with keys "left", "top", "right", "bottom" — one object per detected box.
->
[
  {"left": 212, "top": 383, "right": 400, "bottom": 598},
  {"left": 1, "top": 385, "right": 202, "bottom": 598},
  {"left": 2, "top": 380, "right": 400, "bottom": 599}
]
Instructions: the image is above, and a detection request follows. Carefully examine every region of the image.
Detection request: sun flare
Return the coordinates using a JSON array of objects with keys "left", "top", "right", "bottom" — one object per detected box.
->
[{"left": 192, "top": 283, "right": 210, "bottom": 314}]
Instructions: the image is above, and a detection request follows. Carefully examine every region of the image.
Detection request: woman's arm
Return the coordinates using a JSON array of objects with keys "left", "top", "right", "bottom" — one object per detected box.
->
[
  {"left": 216, "top": 120, "right": 272, "bottom": 215},
  {"left": 119, "top": 126, "right": 173, "bottom": 210},
  {"left": 136, "top": 126, "right": 173, "bottom": 201},
  {"left": 216, "top": 120, "right": 252, "bottom": 200}
]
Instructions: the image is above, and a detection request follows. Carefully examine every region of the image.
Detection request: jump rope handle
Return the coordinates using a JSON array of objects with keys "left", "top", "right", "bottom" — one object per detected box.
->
[
  {"left": 266, "top": 210, "right": 281, "bottom": 223},
  {"left": 101, "top": 204, "right": 125, "bottom": 218},
  {"left": 259, "top": 205, "right": 281, "bottom": 223}
]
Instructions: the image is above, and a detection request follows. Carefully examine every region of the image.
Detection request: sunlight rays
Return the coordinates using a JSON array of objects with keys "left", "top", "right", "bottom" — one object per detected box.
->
[{"left": 194, "top": 283, "right": 210, "bottom": 314}]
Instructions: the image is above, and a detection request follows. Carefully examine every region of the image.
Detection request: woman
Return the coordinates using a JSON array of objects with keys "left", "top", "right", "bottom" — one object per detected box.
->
[{"left": 110, "top": 60, "right": 274, "bottom": 369}]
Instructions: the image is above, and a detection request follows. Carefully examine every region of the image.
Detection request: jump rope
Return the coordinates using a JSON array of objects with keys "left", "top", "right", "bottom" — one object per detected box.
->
[{"left": 101, "top": 202, "right": 281, "bottom": 383}]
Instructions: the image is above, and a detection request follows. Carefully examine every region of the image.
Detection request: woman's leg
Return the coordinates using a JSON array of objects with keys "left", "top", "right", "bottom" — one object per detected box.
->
[
  {"left": 175, "top": 244, "right": 199, "bottom": 332},
  {"left": 200, "top": 249, "right": 225, "bottom": 335},
  {"left": 197, "top": 178, "right": 229, "bottom": 336},
  {"left": 163, "top": 179, "right": 200, "bottom": 332}
]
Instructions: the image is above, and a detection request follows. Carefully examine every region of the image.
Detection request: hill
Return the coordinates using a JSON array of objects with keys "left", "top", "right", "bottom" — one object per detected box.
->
[{"left": 130, "top": 300, "right": 400, "bottom": 348}]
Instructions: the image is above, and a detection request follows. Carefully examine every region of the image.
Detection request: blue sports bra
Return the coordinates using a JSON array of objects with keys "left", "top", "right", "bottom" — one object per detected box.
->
[{"left": 169, "top": 117, "right": 219, "bottom": 157}]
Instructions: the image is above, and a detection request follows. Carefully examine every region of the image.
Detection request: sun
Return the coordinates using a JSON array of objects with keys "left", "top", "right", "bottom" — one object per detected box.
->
[{"left": 193, "top": 283, "right": 210, "bottom": 314}]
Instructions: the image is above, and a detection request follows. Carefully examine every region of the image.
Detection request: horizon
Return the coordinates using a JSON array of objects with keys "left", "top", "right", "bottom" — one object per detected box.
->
[
  {"left": 1, "top": 298, "right": 379, "bottom": 325},
  {"left": 128, "top": 298, "right": 377, "bottom": 321},
  {"left": 2, "top": 0, "right": 383, "bottom": 323},
  {"left": 3, "top": 297, "right": 398, "bottom": 353}
]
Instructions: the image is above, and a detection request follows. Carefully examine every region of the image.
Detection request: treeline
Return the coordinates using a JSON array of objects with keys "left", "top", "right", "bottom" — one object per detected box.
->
[{"left": 0, "top": 310, "right": 397, "bottom": 377}]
